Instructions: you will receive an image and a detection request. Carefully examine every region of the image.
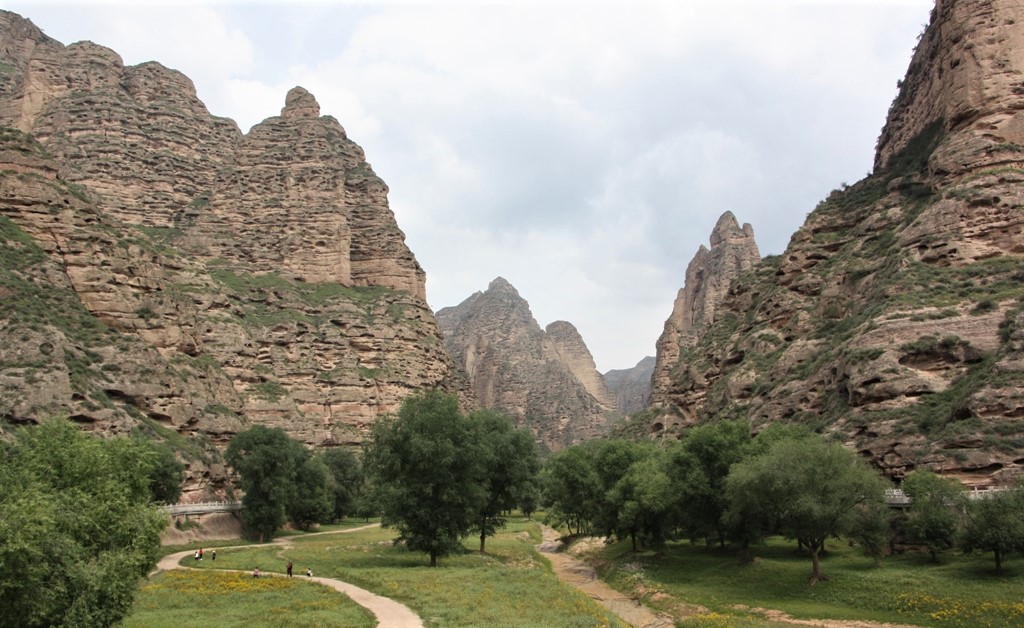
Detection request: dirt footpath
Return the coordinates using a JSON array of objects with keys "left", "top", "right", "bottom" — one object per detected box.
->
[
  {"left": 537, "top": 526, "right": 674, "bottom": 628},
  {"left": 154, "top": 524, "right": 423, "bottom": 628}
]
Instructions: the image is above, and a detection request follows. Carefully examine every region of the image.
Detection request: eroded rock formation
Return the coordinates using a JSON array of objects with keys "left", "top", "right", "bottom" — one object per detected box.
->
[
  {"left": 604, "top": 356, "right": 655, "bottom": 416},
  {"left": 649, "top": 0, "right": 1024, "bottom": 487},
  {"left": 437, "top": 277, "right": 616, "bottom": 451},
  {"left": 0, "top": 11, "right": 464, "bottom": 497}
]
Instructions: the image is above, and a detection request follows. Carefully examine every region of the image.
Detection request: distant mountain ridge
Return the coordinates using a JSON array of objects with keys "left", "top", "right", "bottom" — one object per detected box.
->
[
  {"left": 604, "top": 356, "right": 655, "bottom": 415},
  {"left": 436, "top": 277, "right": 618, "bottom": 451}
]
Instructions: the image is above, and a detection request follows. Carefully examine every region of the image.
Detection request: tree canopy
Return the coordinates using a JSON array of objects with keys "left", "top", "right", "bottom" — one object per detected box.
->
[
  {"left": 725, "top": 435, "right": 887, "bottom": 584},
  {"left": 225, "top": 425, "right": 311, "bottom": 541},
  {"left": 0, "top": 419, "right": 166, "bottom": 627},
  {"left": 364, "top": 390, "right": 487, "bottom": 566}
]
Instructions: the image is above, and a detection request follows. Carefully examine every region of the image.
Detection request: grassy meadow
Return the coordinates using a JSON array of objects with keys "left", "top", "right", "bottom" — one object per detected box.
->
[
  {"left": 125, "top": 569, "right": 375, "bottom": 627},
  {"left": 586, "top": 536, "right": 1024, "bottom": 627},
  {"left": 130, "top": 518, "right": 624, "bottom": 627}
]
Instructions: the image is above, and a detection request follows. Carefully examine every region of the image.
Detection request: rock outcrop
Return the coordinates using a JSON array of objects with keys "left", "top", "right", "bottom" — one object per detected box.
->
[
  {"left": 650, "top": 211, "right": 760, "bottom": 409},
  {"left": 604, "top": 356, "right": 655, "bottom": 415},
  {"left": 437, "top": 277, "right": 616, "bottom": 451},
  {"left": 0, "top": 11, "right": 464, "bottom": 497},
  {"left": 649, "top": 0, "right": 1024, "bottom": 487}
]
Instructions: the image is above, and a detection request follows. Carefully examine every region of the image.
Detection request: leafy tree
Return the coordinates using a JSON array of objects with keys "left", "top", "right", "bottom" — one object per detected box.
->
[
  {"left": 671, "top": 419, "right": 753, "bottom": 547},
  {"left": 901, "top": 470, "right": 965, "bottom": 561},
  {"left": 725, "top": 435, "right": 887, "bottom": 584},
  {"left": 960, "top": 485, "right": 1024, "bottom": 572},
  {"left": 607, "top": 451, "right": 676, "bottom": 552},
  {"left": 541, "top": 444, "right": 601, "bottom": 535},
  {"left": 517, "top": 478, "right": 540, "bottom": 520},
  {"left": 288, "top": 454, "right": 333, "bottom": 530},
  {"left": 139, "top": 439, "right": 185, "bottom": 504},
  {"left": 848, "top": 500, "right": 892, "bottom": 567},
  {"left": 587, "top": 439, "right": 650, "bottom": 537},
  {"left": 321, "top": 447, "right": 363, "bottom": 521},
  {"left": 0, "top": 419, "right": 166, "bottom": 627},
  {"left": 363, "top": 390, "right": 486, "bottom": 566},
  {"left": 225, "top": 425, "right": 308, "bottom": 541},
  {"left": 468, "top": 409, "right": 540, "bottom": 552}
]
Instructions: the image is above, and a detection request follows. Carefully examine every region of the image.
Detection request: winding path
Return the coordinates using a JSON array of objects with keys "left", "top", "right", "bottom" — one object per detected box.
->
[
  {"left": 537, "top": 525, "right": 674, "bottom": 628},
  {"left": 153, "top": 525, "right": 423, "bottom": 628}
]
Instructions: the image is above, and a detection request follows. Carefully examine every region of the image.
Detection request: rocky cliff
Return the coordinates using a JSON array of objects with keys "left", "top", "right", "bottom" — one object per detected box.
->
[
  {"left": 604, "top": 356, "right": 655, "bottom": 415},
  {"left": 436, "top": 277, "right": 616, "bottom": 451},
  {"left": 651, "top": 211, "right": 761, "bottom": 410},
  {"left": 649, "top": 0, "right": 1024, "bottom": 487},
  {"left": 0, "top": 11, "right": 464, "bottom": 497}
]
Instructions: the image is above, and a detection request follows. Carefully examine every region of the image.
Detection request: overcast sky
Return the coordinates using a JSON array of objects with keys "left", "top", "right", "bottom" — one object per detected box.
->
[{"left": 10, "top": 0, "right": 934, "bottom": 371}]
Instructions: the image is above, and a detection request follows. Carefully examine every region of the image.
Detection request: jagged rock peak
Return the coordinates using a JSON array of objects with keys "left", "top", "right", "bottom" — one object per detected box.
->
[
  {"left": 487, "top": 276, "right": 519, "bottom": 295},
  {"left": 282, "top": 86, "right": 321, "bottom": 119},
  {"left": 709, "top": 210, "right": 755, "bottom": 247},
  {"left": 875, "top": 0, "right": 1024, "bottom": 173},
  {"left": 650, "top": 212, "right": 761, "bottom": 407}
]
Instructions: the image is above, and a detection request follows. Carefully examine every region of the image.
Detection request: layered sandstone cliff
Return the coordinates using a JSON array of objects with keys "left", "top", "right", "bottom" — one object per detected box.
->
[
  {"left": 650, "top": 0, "right": 1024, "bottom": 486},
  {"left": 436, "top": 277, "right": 616, "bottom": 451},
  {"left": 0, "top": 11, "right": 463, "bottom": 496}
]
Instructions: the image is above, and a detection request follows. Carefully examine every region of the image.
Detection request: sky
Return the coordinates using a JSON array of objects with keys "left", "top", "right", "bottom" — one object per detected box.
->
[{"left": 9, "top": 0, "right": 935, "bottom": 372}]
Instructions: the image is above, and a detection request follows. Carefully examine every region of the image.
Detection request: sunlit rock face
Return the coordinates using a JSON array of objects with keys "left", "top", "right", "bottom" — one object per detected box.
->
[
  {"left": 648, "top": 0, "right": 1024, "bottom": 487},
  {"left": 437, "top": 277, "right": 618, "bottom": 452},
  {"left": 0, "top": 10, "right": 465, "bottom": 498}
]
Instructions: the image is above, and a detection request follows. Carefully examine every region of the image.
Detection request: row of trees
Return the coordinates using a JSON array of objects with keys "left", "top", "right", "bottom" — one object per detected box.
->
[
  {"left": 226, "top": 391, "right": 541, "bottom": 566},
  {"left": 225, "top": 426, "right": 370, "bottom": 541},
  {"left": 222, "top": 397, "right": 1024, "bottom": 577},
  {"left": 0, "top": 419, "right": 180, "bottom": 627},
  {"left": 541, "top": 420, "right": 1024, "bottom": 582}
]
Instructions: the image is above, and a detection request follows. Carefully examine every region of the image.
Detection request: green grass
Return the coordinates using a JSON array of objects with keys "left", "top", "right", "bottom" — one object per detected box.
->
[
  {"left": 587, "top": 536, "right": 1024, "bottom": 627},
  {"left": 125, "top": 569, "right": 374, "bottom": 627},
  {"left": 183, "top": 520, "right": 625, "bottom": 627}
]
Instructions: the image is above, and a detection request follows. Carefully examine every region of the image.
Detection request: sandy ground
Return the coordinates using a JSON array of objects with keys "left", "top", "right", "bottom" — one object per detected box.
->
[{"left": 153, "top": 524, "right": 423, "bottom": 628}]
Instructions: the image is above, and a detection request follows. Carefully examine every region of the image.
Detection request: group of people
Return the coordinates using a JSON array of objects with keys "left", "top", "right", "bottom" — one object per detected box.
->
[
  {"left": 252, "top": 561, "right": 312, "bottom": 578},
  {"left": 193, "top": 548, "right": 216, "bottom": 561}
]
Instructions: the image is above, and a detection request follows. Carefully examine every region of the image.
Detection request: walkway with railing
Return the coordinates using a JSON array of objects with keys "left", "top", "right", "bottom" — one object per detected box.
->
[
  {"left": 161, "top": 500, "right": 242, "bottom": 516},
  {"left": 884, "top": 486, "right": 1007, "bottom": 507}
]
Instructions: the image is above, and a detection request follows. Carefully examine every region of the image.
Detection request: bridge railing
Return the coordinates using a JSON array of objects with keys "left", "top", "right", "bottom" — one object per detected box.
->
[
  {"left": 884, "top": 486, "right": 1009, "bottom": 507},
  {"left": 162, "top": 500, "right": 243, "bottom": 516}
]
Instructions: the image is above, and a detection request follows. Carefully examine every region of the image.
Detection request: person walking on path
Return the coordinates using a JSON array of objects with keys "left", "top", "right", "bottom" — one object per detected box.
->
[
  {"left": 287, "top": 561, "right": 293, "bottom": 577},
  {"left": 306, "top": 567, "right": 312, "bottom": 577},
  {"left": 212, "top": 550, "right": 216, "bottom": 561},
  {"left": 253, "top": 567, "right": 260, "bottom": 578}
]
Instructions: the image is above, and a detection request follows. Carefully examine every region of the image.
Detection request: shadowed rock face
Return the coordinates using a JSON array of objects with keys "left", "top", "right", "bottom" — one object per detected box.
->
[
  {"left": 604, "top": 356, "right": 655, "bottom": 416},
  {"left": 648, "top": 0, "right": 1024, "bottom": 487},
  {"left": 437, "top": 277, "right": 616, "bottom": 451},
  {"left": 0, "top": 10, "right": 465, "bottom": 497}
]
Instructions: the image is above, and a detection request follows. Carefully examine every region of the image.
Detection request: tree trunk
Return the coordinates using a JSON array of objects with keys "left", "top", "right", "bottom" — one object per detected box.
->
[
  {"left": 808, "top": 541, "right": 829, "bottom": 585},
  {"left": 995, "top": 547, "right": 1002, "bottom": 572},
  {"left": 631, "top": 531, "right": 638, "bottom": 553},
  {"left": 430, "top": 552, "right": 437, "bottom": 567},
  {"left": 480, "top": 526, "right": 486, "bottom": 553}
]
